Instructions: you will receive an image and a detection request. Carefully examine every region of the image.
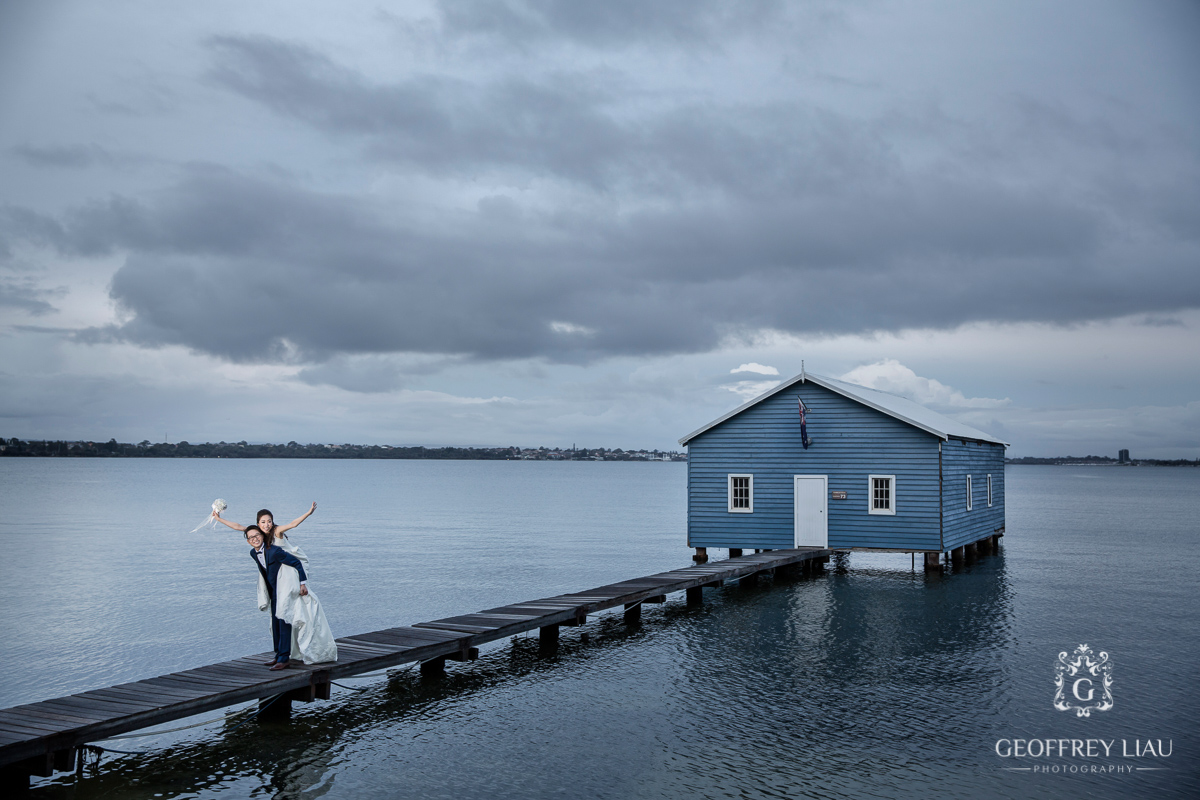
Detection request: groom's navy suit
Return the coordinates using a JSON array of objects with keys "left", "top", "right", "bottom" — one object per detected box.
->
[{"left": 252, "top": 544, "right": 308, "bottom": 664}]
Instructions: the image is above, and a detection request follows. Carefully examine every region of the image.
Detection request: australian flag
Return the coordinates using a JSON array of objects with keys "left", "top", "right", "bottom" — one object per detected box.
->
[{"left": 797, "top": 397, "right": 811, "bottom": 449}]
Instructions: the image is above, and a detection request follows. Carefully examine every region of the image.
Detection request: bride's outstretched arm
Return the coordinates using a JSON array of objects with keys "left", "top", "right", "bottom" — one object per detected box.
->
[
  {"left": 274, "top": 502, "right": 317, "bottom": 535},
  {"left": 212, "top": 511, "right": 247, "bottom": 532}
]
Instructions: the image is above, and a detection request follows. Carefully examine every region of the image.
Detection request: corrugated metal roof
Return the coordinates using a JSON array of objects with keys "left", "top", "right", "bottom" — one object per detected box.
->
[{"left": 679, "top": 372, "right": 1008, "bottom": 446}]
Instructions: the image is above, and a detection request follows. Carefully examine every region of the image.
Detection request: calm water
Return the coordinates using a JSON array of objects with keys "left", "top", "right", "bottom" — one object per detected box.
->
[{"left": 0, "top": 460, "right": 1197, "bottom": 799}]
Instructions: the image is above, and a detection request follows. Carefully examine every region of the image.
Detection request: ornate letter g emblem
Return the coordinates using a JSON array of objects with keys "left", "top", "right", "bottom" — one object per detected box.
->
[{"left": 1054, "top": 644, "right": 1113, "bottom": 717}]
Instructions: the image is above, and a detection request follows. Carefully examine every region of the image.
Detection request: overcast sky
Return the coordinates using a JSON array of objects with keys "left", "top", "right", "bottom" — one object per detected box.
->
[{"left": 2, "top": 0, "right": 1198, "bottom": 458}]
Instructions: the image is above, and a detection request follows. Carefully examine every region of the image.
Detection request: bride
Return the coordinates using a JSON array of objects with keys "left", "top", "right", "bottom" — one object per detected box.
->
[{"left": 213, "top": 503, "right": 338, "bottom": 664}]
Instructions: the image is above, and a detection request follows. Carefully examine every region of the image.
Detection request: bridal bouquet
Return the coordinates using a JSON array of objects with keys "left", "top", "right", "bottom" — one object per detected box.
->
[{"left": 190, "top": 499, "right": 228, "bottom": 532}]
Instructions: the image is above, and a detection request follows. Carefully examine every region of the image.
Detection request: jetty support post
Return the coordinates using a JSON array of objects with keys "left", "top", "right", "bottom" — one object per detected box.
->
[
  {"left": 686, "top": 586, "right": 703, "bottom": 606},
  {"left": 258, "top": 694, "right": 292, "bottom": 721},
  {"left": 776, "top": 561, "right": 802, "bottom": 580},
  {"left": 623, "top": 602, "right": 641, "bottom": 624},
  {"left": 53, "top": 749, "right": 75, "bottom": 773},
  {"left": 420, "top": 657, "right": 446, "bottom": 677},
  {"left": 539, "top": 624, "right": 559, "bottom": 654},
  {"left": 693, "top": 547, "right": 708, "bottom": 563},
  {"left": 0, "top": 762, "right": 28, "bottom": 797},
  {"left": 1, "top": 748, "right": 76, "bottom": 796},
  {"left": 447, "top": 647, "right": 479, "bottom": 663}
]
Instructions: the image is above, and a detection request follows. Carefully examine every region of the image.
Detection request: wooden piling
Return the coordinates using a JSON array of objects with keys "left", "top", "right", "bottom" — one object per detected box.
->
[
  {"left": 257, "top": 695, "right": 291, "bottom": 721},
  {"left": 420, "top": 656, "right": 446, "bottom": 676},
  {"left": 538, "top": 625, "right": 559, "bottom": 652}
]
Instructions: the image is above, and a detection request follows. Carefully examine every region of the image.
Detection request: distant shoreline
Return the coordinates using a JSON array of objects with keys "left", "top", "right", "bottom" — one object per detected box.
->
[
  {"left": 0, "top": 438, "right": 686, "bottom": 462},
  {"left": 1005, "top": 457, "right": 1199, "bottom": 467},
  {"left": 3, "top": 439, "right": 1193, "bottom": 466}
]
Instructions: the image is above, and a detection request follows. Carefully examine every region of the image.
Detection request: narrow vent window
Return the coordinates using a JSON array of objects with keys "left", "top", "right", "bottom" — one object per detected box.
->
[{"left": 967, "top": 475, "right": 973, "bottom": 511}]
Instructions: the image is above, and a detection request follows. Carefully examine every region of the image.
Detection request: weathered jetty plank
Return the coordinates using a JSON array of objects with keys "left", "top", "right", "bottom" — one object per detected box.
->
[{"left": 0, "top": 546, "right": 831, "bottom": 788}]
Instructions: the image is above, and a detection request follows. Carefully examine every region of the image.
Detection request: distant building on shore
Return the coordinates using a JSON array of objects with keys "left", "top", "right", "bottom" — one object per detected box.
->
[{"left": 1118, "top": 449, "right": 1131, "bottom": 464}]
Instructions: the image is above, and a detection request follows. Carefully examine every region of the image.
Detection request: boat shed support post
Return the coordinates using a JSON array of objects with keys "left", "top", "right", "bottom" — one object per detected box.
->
[
  {"left": 924, "top": 552, "right": 941, "bottom": 570},
  {"left": 693, "top": 547, "right": 708, "bottom": 563},
  {"left": 728, "top": 548, "right": 743, "bottom": 558},
  {"left": 951, "top": 546, "right": 965, "bottom": 564}
]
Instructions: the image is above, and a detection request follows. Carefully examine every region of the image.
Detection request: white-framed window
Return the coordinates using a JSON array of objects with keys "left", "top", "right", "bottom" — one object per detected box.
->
[
  {"left": 728, "top": 474, "right": 753, "bottom": 513},
  {"left": 987, "top": 474, "right": 993, "bottom": 507},
  {"left": 868, "top": 474, "right": 896, "bottom": 515},
  {"left": 966, "top": 475, "right": 973, "bottom": 511}
]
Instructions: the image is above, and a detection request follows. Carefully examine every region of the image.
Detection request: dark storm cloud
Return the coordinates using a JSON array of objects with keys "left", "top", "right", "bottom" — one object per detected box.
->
[
  {"left": 14, "top": 157, "right": 1193, "bottom": 372},
  {"left": 5, "top": 25, "right": 1196, "bottom": 375},
  {"left": 207, "top": 35, "right": 632, "bottom": 187}
]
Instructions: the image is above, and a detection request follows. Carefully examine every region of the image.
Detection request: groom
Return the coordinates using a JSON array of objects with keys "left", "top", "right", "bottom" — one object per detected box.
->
[{"left": 245, "top": 525, "right": 308, "bottom": 670}]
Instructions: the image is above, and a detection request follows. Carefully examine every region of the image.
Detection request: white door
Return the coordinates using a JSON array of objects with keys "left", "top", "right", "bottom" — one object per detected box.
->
[{"left": 794, "top": 475, "right": 828, "bottom": 547}]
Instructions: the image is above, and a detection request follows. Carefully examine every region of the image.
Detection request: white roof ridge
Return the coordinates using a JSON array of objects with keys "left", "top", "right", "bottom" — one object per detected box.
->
[{"left": 679, "top": 372, "right": 1008, "bottom": 446}]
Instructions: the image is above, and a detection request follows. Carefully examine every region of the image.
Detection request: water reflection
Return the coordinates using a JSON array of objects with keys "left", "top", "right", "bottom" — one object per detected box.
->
[
  {"left": 30, "top": 541, "right": 1200, "bottom": 800},
  {"left": 663, "top": 550, "right": 1017, "bottom": 798}
]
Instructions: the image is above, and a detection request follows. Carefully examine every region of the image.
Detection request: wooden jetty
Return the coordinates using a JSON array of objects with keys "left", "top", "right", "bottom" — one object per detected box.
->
[{"left": 0, "top": 547, "right": 833, "bottom": 791}]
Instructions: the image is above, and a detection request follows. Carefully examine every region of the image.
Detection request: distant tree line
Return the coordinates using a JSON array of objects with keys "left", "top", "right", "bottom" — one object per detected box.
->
[
  {"left": 0, "top": 438, "right": 685, "bottom": 461},
  {"left": 1006, "top": 455, "right": 1199, "bottom": 467}
]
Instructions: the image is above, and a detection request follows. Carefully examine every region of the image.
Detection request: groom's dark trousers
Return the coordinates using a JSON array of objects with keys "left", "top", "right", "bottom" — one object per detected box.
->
[{"left": 252, "top": 545, "right": 309, "bottom": 664}]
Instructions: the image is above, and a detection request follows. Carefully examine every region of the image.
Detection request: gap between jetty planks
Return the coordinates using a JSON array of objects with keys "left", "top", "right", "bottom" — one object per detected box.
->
[{"left": 0, "top": 547, "right": 831, "bottom": 773}]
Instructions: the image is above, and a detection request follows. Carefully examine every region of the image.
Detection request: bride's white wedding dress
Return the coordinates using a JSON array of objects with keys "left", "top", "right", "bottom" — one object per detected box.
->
[{"left": 256, "top": 535, "right": 338, "bottom": 664}]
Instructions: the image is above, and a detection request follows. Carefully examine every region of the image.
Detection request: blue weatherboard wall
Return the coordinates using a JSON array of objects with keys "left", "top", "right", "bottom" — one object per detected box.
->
[
  {"left": 686, "top": 382, "right": 944, "bottom": 551},
  {"left": 940, "top": 439, "right": 1006, "bottom": 550}
]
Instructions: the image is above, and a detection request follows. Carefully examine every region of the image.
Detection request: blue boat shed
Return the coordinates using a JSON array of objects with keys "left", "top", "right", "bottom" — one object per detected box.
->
[{"left": 679, "top": 371, "right": 1007, "bottom": 565}]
